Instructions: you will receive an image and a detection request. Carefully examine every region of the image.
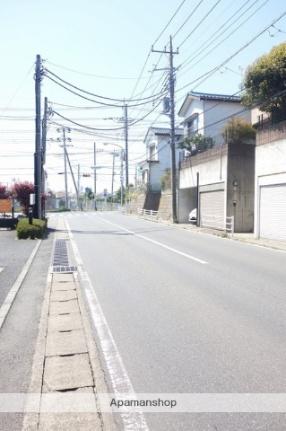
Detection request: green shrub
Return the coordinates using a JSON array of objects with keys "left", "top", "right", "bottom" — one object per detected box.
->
[{"left": 17, "top": 218, "right": 47, "bottom": 239}]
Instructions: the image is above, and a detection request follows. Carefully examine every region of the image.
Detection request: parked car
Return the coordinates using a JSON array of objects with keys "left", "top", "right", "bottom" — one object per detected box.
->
[{"left": 188, "top": 208, "right": 197, "bottom": 224}]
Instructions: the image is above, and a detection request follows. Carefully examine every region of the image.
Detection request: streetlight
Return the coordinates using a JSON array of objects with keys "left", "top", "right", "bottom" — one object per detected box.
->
[{"left": 103, "top": 143, "right": 125, "bottom": 208}]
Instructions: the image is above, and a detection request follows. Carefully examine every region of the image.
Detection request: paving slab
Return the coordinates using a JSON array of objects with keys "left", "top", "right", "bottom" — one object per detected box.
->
[
  {"left": 49, "top": 299, "right": 80, "bottom": 316},
  {"left": 48, "top": 313, "right": 83, "bottom": 332},
  {"left": 52, "top": 282, "right": 76, "bottom": 291},
  {"left": 44, "top": 353, "right": 93, "bottom": 391},
  {"left": 46, "top": 329, "right": 88, "bottom": 356},
  {"left": 50, "top": 290, "right": 77, "bottom": 302},
  {"left": 52, "top": 273, "right": 74, "bottom": 283},
  {"left": 39, "top": 413, "right": 100, "bottom": 431}
]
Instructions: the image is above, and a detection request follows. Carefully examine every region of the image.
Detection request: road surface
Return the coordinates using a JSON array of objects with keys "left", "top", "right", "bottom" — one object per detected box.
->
[{"left": 62, "top": 211, "right": 286, "bottom": 430}]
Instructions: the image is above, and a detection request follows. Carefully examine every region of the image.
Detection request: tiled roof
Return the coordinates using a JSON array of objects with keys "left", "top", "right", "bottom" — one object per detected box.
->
[{"left": 189, "top": 91, "right": 241, "bottom": 102}]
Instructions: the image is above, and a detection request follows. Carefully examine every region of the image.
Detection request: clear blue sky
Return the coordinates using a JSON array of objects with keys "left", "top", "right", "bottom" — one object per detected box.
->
[{"left": 0, "top": 0, "right": 285, "bottom": 193}]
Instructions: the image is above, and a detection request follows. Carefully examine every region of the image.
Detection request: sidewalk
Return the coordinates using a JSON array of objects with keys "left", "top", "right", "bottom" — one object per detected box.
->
[
  {"left": 134, "top": 214, "right": 286, "bottom": 252},
  {"left": 22, "top": 218, "right": 115, "bottom": 431}
]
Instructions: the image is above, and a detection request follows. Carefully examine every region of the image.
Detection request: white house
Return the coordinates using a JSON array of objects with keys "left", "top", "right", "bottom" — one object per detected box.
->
[
  {"left": 254, "top": 116, "right": 286, "bottom": 241},
  {"left": 177, "top": 91, "right": 254, "bottom": 232},
  {"left": 178, "top": 91, "right": 251, "bottom": 145},
  {"left": 136, "top": 127, "right": 183, "bottom": 192}
]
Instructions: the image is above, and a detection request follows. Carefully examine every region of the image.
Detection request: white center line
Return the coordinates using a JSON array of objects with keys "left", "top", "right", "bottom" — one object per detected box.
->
[{"left": 97, "top": 216, "right": 208, "bottom": 265}]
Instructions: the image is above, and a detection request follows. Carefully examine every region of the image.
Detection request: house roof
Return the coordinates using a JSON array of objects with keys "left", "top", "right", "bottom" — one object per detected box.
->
[
  {"left": 178, "top": 91, "right": 242, "bottom": 117},
  {"left": 143, "top": 126, "right": 183, "bottom": 143}
]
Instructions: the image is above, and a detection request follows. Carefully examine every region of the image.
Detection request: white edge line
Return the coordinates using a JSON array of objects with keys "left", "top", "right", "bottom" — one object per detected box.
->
[
  {"left": 0, "top": 240, "right": 42, "bottom": 330},
  {"left": 65, "top": 218, "right": 150, "bottom": 431},
  {"left": 96, "top": 215, "right": 208, "bottom": 265}
]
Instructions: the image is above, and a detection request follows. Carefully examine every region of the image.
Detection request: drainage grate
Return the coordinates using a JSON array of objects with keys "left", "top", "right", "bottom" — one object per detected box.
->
[{"left": 52, "top": 239, "right": 77, "bottom": 273}]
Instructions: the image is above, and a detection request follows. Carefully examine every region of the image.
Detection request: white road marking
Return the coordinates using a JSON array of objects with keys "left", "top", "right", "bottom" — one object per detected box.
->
[
  {"left": 96, "top": 215, "right": 208, "bottom": 265},
  {"left": 65, "top": 218, "right": 150, "bottom": 431},
  {"left": 0, "top": 268, "right": 4, "bottom": 274}
]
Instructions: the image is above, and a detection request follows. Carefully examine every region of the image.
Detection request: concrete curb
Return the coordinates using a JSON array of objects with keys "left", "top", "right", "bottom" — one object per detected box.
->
[
  {"left": 22, "top": 272, "right": 52, "bottom": 431},
  {"left": 0, "top": 240, "right": 42, "bottom": 330}
]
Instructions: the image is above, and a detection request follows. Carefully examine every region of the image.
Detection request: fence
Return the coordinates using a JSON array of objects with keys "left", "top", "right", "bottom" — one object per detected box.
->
[
  {"left": 200, "top": 215, "right": 234, "bottom": 235},
  {"left": 137, "top": 208, "right": 158, "bottom": 218}
]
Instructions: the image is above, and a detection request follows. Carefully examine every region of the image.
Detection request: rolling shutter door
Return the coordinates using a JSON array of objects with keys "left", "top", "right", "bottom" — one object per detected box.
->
[
  {"left": 200, "top": 190, "right": 225, "bottom": 230},
  {"left": 259, "top": 184, "right": 286, "bottom": 240}
]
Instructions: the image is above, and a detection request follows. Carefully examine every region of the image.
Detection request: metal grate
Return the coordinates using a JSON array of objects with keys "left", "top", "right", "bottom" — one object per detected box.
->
[{"left": 52, "top": 239, "right": 77, "bottom": 273}]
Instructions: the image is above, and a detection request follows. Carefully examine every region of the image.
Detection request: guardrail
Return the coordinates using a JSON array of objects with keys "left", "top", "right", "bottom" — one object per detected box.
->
[
  {"left": 200, "top": 215, "right": 234, "bottom": 236},
  {"left": 137, "top": 208, "right": 158, "bottom": 218}
]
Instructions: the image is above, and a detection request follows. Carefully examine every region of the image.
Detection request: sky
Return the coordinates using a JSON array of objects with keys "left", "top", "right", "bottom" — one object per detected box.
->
[{"left": 0, "top": 0, "right": 285, "bottom": 195}]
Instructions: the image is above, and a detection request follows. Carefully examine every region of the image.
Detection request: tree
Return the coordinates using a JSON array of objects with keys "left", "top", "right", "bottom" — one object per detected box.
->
[
  {"left": 84, "top": 187, "right": 94, "bottom": 200},
  {"left": 178, "top": 134, "right": 214, "bottom": 155},
  {"left": 114, "top": 186, "right": 125, "bottom": 204},
  {"left": 12, "top": 182, "right": 34, "bottom": 215},
  {"left": 222, "top": 117, "right": 256, "bottom": 145},
  {"left": 243, "top": 43, "right": 286, "bottom": 121},
  {"left": 0, "top": 184, "right": 9, "bottom": 199}
]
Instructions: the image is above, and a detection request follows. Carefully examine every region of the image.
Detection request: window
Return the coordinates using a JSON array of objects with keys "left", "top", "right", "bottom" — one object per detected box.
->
[
  {"left": 186, "top": 115, "right": 198, "bottom": 137},
  {"left": 149, "top": 144, "right": 157, "bottom": 161}
]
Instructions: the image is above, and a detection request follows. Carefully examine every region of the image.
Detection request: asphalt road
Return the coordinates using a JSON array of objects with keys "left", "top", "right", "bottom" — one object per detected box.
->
[
  {"left": 0, "top": 231, "right": 36, "bottom": 306},
  {"left": 64, "top": 211, "right": 286, "bottom": 431}
]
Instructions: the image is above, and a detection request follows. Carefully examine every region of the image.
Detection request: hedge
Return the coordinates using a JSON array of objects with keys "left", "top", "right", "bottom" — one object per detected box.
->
[{"left": 16, "top": 218, "right": 47, "bottom": 239}]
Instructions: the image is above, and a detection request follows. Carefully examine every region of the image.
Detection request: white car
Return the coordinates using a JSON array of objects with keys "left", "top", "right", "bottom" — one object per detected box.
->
[{"left": 188, "top": 208, "right": 197, "bottom": 223}]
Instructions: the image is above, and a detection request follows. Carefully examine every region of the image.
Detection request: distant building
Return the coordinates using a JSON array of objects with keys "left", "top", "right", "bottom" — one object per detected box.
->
[{"left": 136, "top": 126, "right": 183, "bottom": 192}]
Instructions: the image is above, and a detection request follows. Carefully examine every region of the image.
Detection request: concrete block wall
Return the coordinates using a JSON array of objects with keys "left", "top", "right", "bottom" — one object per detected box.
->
[{"left": 157, "top": 191, "right": 172, "bottom": 220}]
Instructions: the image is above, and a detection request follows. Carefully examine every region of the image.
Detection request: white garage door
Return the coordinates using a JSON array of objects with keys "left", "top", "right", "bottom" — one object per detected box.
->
[
  {"left": 200, "top": 190, "right": 225, "bottom": 230},
  {"left": 259, "top": 184, "right": 286, "bottom": 241}
]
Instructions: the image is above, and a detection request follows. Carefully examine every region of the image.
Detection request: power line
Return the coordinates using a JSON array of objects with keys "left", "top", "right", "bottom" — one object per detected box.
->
[
  {"left": 45, "top": 60, "right": 148, "bottom": 80},
  {"left": 45, "top": 73, "right": 166, "bottom": 108},
  {"left": 178, "top": 0, "right": 268, "bottom": 76},
  {"left": 173, "top": 0, "right": 205, "bottom": 38},
  {"left": 176, "top": 9, "right": 286, "bottom": 94},
  {"left": 153, "top": 0, "right": 189, "bottom": 46},
  {"left": 44, "top": 68, "right": 165, "bottom": 103},
  {"left": 178, "top": 0, "right": 224, "bottom": 48}
]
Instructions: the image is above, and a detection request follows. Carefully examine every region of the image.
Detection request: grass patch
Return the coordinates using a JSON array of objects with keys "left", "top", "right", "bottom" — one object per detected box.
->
[{"left": 16, "top": 218, "right": 47, "bottom": 239}]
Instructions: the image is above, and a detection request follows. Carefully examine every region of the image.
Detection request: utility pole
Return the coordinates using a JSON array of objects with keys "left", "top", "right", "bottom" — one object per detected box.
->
[
  {"left": 152, "top": 36, "right": 179, "bottom": 223},
  {"left": 123, "top": 104, "right": 129, "bottom": 190},
  {"left": 120, "top": 150, "right": 124, "bottom": 207},
  {"left": 57, "top": 127, "right": 71, "bottom": 209},
  {"left": 41, "top": 97, "right": 49, "bottom": 218},
  {"left": 65, "top": 146, "right": 79, "bottom": 205},
  {"left": 63, "top": 128, "right": 68, "bottom": 209},
  {"left": 77, "top": 164, "right": 81, "bottom": 210},
  {"left": 111, "top": 151, "right": 116, "bottom": 203},
  {"left": 93, "top": 142, "right": 97, "bottom": 210},
  {"left": 34, "top": 54, "right": 42, "bottom": 219}
]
